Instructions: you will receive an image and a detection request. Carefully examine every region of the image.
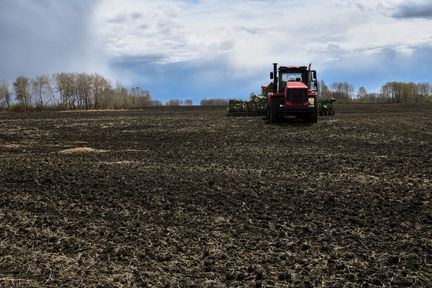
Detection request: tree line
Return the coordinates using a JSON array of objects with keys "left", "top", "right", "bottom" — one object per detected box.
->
[
  {"left": 2, "top": 74, "right": 432, "bottom": 111},
  {"left": 319, "top": 81, "right": 432, "bottom": 104},
  {"left": 165, "top": 99, "right": 193, "bottom": 106},
  {"left": 0, "top": 73, "right": 163, "bottom": 111}
]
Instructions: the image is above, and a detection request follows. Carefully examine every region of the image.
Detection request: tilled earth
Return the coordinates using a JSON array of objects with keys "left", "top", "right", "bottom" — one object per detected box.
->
[{"left": 1, "top": 104, "right": 431, "bottom": 287}]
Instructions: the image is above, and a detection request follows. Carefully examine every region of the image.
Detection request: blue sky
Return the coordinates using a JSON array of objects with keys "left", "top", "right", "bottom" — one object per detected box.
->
[{"left": 1, "top": 0, "right": 432, "bottom": 103}]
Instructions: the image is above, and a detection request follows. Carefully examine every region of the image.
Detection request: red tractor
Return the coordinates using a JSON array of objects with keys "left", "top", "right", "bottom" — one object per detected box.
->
[{"left": 265, "top": 63, "right": 318, "bottom": 123}]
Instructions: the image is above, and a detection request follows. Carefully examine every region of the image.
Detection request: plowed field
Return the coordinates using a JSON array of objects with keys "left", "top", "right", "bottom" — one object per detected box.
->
[{"left": 1, "top": 104, "right": 431, "bottom": 287}]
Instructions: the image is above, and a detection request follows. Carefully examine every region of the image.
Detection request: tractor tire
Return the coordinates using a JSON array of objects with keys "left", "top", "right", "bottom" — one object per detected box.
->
[
  {"left": 269, "top": 98, "right": 279, "bottom": 123},
  {"left": 310, "top": 111, "right": 318, "bottom": 123}
]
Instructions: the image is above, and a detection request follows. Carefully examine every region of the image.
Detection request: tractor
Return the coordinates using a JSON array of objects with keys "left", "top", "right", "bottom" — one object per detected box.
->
[
  {"left": 228, "top": 63, "right": 335, "bottom": 121},
  {"left": 265, "top": 63, "right": 318, "bottom": 123}
]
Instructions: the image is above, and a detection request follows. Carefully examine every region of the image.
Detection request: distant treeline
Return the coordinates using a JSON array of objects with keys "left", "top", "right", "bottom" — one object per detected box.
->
[
  {"left": 165, "top": 99, "right": 193, "bottom": 106},
  {"left": 200, "top": 99, "right": 229, "bottom": 106},
  {"left": 1, "top": 74, "right": 432, "bottom": 111},
  {"left": 319, "top": 81, "right": 432, "bottom": 104},
  {"left": 0, "top": 72, "right": 227, "bottom": 111},
  {"left": 198, "top": 81, "right": 432, "bottom": 106},
  {"left": 0, "top": 73, "right": 162, "bottom": 111}
]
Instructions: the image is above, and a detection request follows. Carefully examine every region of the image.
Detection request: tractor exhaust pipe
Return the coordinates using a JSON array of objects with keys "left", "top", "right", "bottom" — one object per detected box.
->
[{"left": 273, "top": 63, "right": 278, "bottom": 91}]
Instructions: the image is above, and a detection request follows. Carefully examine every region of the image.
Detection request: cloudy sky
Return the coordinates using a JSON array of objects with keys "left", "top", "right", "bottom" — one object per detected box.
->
[{"left": 1, "top": 0, "right": 431, "bottom": 103}]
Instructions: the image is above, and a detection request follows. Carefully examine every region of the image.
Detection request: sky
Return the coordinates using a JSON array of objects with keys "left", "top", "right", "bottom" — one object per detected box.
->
[{"left": 0, "top": 0, "right": 431, "bottom": 103}]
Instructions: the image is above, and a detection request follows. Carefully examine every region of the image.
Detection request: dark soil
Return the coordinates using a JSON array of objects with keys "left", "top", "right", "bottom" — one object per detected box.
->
[{"left": 1, "top": 104, "right": 431, "bottom": 287}]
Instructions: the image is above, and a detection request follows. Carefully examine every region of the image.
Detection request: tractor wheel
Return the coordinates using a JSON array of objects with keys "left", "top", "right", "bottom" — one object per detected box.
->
[
  {"left": 265, "top": 104, "right": 270, "bottom": 119},
  {"left": 310, "top": 111, "right": 318, "bottom": 123},
  {"left": 269, "top": 98, "right": 279, "bottom": 123}
]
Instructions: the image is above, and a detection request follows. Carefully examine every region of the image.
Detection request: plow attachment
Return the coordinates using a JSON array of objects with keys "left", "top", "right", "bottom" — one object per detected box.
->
[
  {"left": 227, "top": 95, "right": 267, "bottom": 116},
  {"left": 228, "top": 96, "right": 336, "bottom": 117},
  {"left": 318, "top": 98, "right": 336, "bottom": 116}
]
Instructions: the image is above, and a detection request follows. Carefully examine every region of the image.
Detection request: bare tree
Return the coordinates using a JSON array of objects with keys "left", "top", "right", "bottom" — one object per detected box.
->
[
  {"left": 165, "top": 99, "right": 181, "bottom": 106},
  {"left": 113, "top": 81, "right": 130, "bottom": 109},
  {"left": 150, "top": 100, "right": 162, "bottom": 106},
  {"left": 142, "top": 90, "right": 151, "bottom": 107},
  {"left": 92, "top": 74, "right": 108, "bottom": 109},
  {"left": 381, "top": 82, "right": 396, "bottom": 103},
  {"left": 380, "top": 82, "right": 426, "bottom": 104},
  {"left": 13, "top": 76, "right": 31, "bottom": 110},
  {"left": 129, "top": 86, "right": 151, "bottom": 108},
  {"left": 318, "top": 80, "right": 331, "bottom": 98},
  {"left": 31, "top": 75, "right": 52, "bottom": 108},
  {"left": 357, "top": 86, "right": 367, "bottom": 103},
  {"left": 401, "top": 82, "right": 415, "bottom": 103},
  {"left": 0, "top": 80, "right": 11, "bottom": 109},
  {"left": 414, "top": 82, "right": 430, "bottom": 104},
  {"left": 92, "top": 74, "right": 112, "bottom": 109},
  {"left": 76, "top": 73, "right": 93, "bottom": 109},
  {"left": 6, "top": 72, "right": 159, "bottom": 111},
  {"left": 55, "top": 73, "right": 76, "bottom": 109},
  {"left": 331, "top": 82, "right": 354, "bottom": 102}
]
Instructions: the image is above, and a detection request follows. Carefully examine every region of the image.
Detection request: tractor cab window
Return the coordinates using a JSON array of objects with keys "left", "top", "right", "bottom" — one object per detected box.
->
[
  {"left": 310, "top": 81, "right": 317, "bottom": 92},
  {"left": 281, "top": 72, "right": 302, "bottom": 82}
]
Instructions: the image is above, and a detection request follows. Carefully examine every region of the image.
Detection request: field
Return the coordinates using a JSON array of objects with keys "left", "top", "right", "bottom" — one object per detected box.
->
[{"left": 1, "top": 104, "right": 431, "bottom": 287}]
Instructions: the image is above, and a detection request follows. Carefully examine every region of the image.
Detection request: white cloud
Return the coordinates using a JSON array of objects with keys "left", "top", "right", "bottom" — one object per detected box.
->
[
  {"left": 2, "top": 0, "right": 430, "bottom": 99},
  {"left": 93, "top": 0, "right": 432, "bottom": 78}
]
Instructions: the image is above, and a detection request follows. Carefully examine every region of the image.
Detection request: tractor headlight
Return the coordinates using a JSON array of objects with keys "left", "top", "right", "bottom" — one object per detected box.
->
[{"left": 308, "top": 97, "right": 315, "bottom": 106}]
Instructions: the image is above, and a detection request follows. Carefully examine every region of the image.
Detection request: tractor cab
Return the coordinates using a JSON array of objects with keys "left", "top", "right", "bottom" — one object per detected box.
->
[
  {"left": 268, "top": 63, "right": 318, "bottom": 123},
  {"left": 275, "top": 66, "right": 317, "bottom": 95}
]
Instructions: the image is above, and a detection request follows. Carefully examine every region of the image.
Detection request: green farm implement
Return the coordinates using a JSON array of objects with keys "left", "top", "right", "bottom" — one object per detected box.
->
[
  {"left": 228, "top": 94, "right": 267, "bottom": 116},
  {"left": 318, "top": 98, "right": 336, "bottom": 116},
  {"left": 228, "top": 95, "right": 336, "bottom": 118}
]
